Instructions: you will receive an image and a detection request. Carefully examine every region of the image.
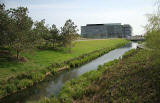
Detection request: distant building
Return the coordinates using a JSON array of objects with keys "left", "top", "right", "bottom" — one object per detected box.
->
[{"left": 81, "top": 23, "right": 132, "bottom": 38}]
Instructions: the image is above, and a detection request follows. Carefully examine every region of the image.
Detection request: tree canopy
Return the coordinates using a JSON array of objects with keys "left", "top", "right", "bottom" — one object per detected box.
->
[
  {"left": 61, "top": 19, "right": 78, "bottom": 52},
  {"left": 145, "top": 1, "right": 160, "bottom": 66}
]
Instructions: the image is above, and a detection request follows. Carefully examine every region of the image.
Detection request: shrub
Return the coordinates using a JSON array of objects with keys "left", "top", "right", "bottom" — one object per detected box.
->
[
  {"left": 29, "top": 72, "right": 45, "bottom": 82},
  {"left": 4, "top": 83, "right": 17, "bottom": 94},
  {"left": 17, "top": 79, "right": 33, "bottom": 89},
  {"left": 0, "top": 88, "right": 7, "bottom": 97},
  {"left": 122, "top": 49, "right": 137, "bottom": 58},
  {"left": 40, "top": 68, "right": 50, "bottom": 74},
  {"left": 103, "top": 59, "right": 119, "bottom": 67},
  {"left": 49, "top": 68, "right": 58, "bottom": 75}
]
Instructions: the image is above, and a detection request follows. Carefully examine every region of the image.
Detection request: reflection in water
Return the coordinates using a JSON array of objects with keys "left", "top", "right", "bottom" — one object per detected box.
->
[{"left": 0, "top": 42, "right": 138, "bottom": 103}]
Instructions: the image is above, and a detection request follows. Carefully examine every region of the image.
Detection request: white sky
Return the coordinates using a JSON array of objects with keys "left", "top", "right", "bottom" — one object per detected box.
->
[{"left": 1, "top": 0, "right": 157, "bottom": 35}]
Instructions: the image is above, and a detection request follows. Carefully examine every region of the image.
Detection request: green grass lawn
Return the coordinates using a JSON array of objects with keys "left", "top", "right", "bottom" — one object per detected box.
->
[{"left": 0, "top": 38, "right": 128, "bottom": 82}]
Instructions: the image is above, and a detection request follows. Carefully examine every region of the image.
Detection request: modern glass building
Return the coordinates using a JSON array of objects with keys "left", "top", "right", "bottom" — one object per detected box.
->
[{"left": 81, "top": 23, "right": 132, "bottom": 38}]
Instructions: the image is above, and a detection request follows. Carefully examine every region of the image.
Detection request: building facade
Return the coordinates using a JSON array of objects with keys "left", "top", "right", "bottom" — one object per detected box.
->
[{"left": 81, "top": 23, "right": 132, "bottom": 38}]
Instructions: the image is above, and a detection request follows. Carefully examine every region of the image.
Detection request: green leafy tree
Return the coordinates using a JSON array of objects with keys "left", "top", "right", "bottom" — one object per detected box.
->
[
  {"left": 7, "top": 7, "right": 34, "bottom": 59},
  {"left": 0, "top": 4, "right": 11, "bottom": 47},
  {"left": 145, "top": 1, "right": 160, "bottom": 66},
  {"left": 61, "top": 19, "right": 78, "bottom": 52},
  {"left": 49, "top": 24, "right": 60, "bottom": 48},
  {"left": 33, "top": 19, "right": 50, "bottom": 47}
]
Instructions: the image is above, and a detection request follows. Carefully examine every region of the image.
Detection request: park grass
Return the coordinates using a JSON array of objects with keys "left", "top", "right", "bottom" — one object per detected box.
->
[
  {"left": 0, "top": 39, "right": 128, "bottom": 82},
  {"left": 0, "top": 39, "right": 128, "bottom": 81},
  {"left": 30, "top": 49, "right": 160, "bottom": 103}
]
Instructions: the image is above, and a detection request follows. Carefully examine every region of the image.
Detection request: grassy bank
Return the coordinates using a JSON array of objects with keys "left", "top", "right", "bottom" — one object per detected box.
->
[
  {"left": 28, "top": 59, "right": 119, "bottom": 103},
  {"left": 0, "top": 39, "right": 129, "bottom": 99},
  {"left": 31, "top": 48, "right": 160, "bottom": 103}
]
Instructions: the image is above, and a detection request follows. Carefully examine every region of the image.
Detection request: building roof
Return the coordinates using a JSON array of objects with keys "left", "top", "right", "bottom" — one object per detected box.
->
[{"left": 86, "top": 23, "right": 122, "bottom": 26}]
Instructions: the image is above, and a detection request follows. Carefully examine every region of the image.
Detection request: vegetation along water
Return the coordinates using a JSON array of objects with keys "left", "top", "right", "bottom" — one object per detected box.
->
[
  {"left": 1, "top": 1, "right": 160, "bottom": 103},
  {"left": 28, "top": 46, "right": 160, "bottom": 103},
  {"left": 0, "top": 39, "right": 129, "bottom": 100},
  {"left": 0, "top": 42, "right": 137, "bottom": 103}
]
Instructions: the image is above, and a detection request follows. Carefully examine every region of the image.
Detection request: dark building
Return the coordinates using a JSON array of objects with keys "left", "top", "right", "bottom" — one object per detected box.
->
[{"left": 81, "top": 23, "right": 132, "bottom": 38}]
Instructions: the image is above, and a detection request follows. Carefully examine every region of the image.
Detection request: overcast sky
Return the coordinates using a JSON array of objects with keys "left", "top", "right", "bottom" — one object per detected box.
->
[{"left": 1, "top": 0, "right": 156, "bottom": 35}]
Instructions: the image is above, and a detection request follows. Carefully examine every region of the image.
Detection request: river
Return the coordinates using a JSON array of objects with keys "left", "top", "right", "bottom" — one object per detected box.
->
[{"left": 0, "top": 42, "right": 138, "bottom": 103}]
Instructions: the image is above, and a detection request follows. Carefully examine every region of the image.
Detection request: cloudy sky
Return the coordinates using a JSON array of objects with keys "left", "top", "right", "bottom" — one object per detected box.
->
[{"left": 1, "top": 0, "right": 156, "bottom": 35}]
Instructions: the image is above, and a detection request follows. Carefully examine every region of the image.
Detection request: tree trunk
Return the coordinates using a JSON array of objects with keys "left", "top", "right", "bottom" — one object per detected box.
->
[{"left": 16, "top": 50, "right": 20, "bottom": 60}]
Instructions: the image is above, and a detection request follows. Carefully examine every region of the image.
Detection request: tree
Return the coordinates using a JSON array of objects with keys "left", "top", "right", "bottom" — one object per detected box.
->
[
  {"left": 145, "top": 1, "right": 160, "bottom": 49},
  {"left": 49, "top": 24, "right": 60, "bottom": 48},
  {"left": 145, "top": 1, "right": 160, "bottom": 66},
  {"left": 7, "top": 7, "right": 34, "bottom": 59},
  {"left": 0, "top": 4, "right": 11, "bottom": 47},
  {"left": 61, "top": 19, "right": 78, "bottom": 52},
  {"left": 33, "top": 19, "right": 50, "bottom": 47}
]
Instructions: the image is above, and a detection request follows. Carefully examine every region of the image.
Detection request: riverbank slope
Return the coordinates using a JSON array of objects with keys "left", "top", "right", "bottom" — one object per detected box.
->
[{"left": 31, "top": 48, "right": 160, "bottom": 103}]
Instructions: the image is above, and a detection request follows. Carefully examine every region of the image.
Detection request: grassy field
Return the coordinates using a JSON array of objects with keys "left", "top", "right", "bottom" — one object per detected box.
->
[
  {"left": 0, "top": 39, "right": 128, "bottom": 82},
  {"left": 31, "top": 49, "right": 160, "bottom": 103}
]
